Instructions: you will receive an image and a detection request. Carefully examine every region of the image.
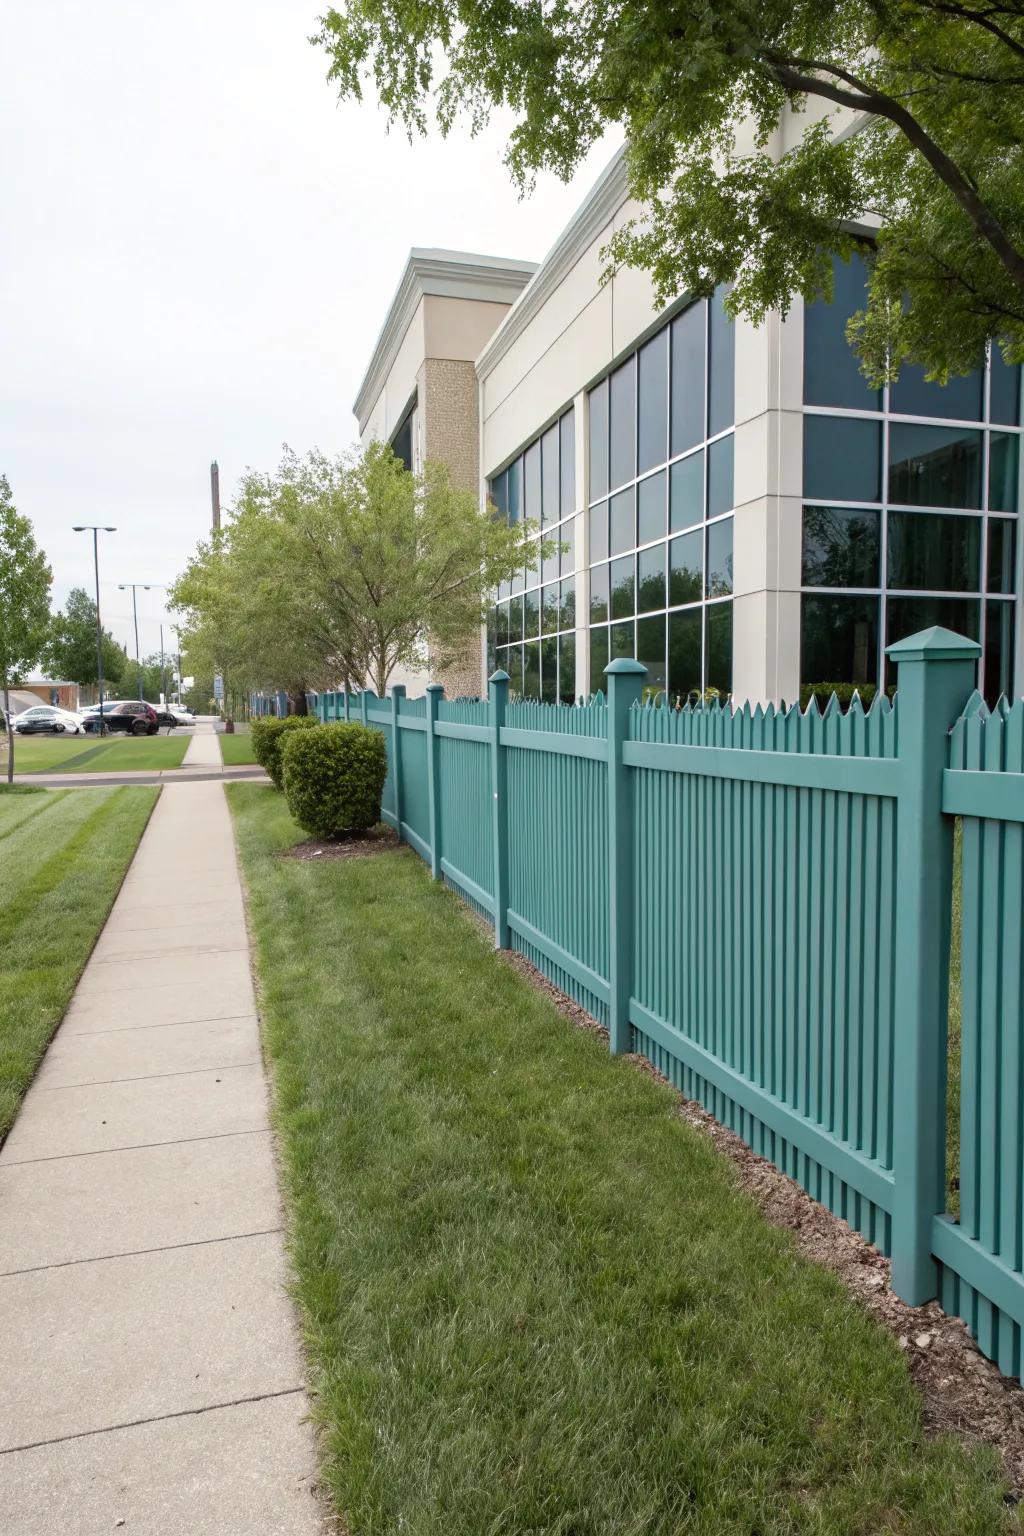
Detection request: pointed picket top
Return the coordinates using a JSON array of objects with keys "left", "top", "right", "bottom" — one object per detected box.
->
[
  {"left": 885, "top": 625, "right": 982, "bottom": 663},
  {"left": 960, "top": 688, "right": 989, "bottom": 720},
  {"left": 823, "top": 691, "right": 842, "bottom": 718}
]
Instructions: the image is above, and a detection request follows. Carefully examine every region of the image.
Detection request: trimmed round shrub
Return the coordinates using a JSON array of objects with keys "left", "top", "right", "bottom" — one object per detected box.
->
[
  {"left": 250, "top": 715, "right": 319, "bottom": 790},
  {"left": 281, "top": 722, "right": 388, "bottom": 838}
]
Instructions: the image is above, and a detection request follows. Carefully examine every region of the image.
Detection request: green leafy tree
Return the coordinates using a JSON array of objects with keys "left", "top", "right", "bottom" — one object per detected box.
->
[
  {"left": 315, "top": 0, "right": 1024, "bottom": 383},
  {"left": 0, "top": 477, "right": 53, "bottom": 781},
  {"left": 172, "top": 443, "right": 549, "bottom": 698},
  {"left": 120, "top": 652, "right": 172, "bottom": 703},
  {"left": 45, "top": 587, "right": 126, "bottom": 694}
]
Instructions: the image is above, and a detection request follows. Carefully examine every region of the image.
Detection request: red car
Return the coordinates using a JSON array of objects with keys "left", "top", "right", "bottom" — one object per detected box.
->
[{"left": 100, "top": 701, "right": 160, "bottom": 736}]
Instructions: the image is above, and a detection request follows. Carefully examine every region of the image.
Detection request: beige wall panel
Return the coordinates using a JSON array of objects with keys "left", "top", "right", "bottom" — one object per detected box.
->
[{"left": 422, "top": 295, "right": 511, "bottom": 362}]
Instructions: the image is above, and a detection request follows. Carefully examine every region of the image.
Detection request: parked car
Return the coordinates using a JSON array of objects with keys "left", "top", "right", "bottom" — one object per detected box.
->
[
  {"left": 87, "top": 700, "right": 159, "bottom": 736},
  {"left": 149, "top": 704, "right": 179, "bottom": 728},
  {"left": 168, "top": 704, "right": 196, "bottom": 726},
  {"left": 12, "top": 705, "right": 86, "bottom": 735}
]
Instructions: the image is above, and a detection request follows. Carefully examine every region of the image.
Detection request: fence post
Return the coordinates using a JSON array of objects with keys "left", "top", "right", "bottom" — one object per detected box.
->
[
  {"left": 344, "top": 691, "right": 351, "bottom": 723},
  {"left": 390, "top": 685, "right": 405, "bottom": 842},
  {"left": 488, "top": 669, "right": 510, "bottom": 949},
  {"left": 360, "top": 691, "right": 371, "bottom": 729},
  {"left": 425, "top": 682, "right": 444, "bottom": 880},
  {"left": 887, "top": 625, "right": 980, "bottom": 1305},
  {"left": 605, "top": 658, "right": 647, "bottom": 1055}
]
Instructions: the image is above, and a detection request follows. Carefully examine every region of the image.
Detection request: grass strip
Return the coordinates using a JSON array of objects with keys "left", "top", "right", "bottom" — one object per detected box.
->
[
  {"left": 0, "top": 785, "right": 157, "bottom": 1140},
  {"left": 219, "top": 727, "right": 257, "bottom": 766},
  {"left": 6, "top": 734, "right": 190, "bottom": 774},
  {"left": 229, "top": 782, "right": 1016, "bottom": 1536}
]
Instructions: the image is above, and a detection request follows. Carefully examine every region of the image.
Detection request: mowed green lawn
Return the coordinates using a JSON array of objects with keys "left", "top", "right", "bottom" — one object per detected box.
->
[
  {"left": 229, "top": 781, "right": 1016, "bottom": 1536},
  {"left": 219, "top": 724, "right": 258, "bottom": 766},
  {"left": 2, "top": 732, "right": 189, "bottom": 774},
  {"left": 0, "top": 785, "right": 157, "bottom": 1140}
]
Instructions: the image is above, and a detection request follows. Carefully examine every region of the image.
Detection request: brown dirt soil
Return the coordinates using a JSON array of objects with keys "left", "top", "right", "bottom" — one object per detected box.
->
[
  {"left": 279, "top": 825, "right": 403, "bottom": 862},
  {"left": 496, "top": 944, "right": 1024, "bottom": 1500}
]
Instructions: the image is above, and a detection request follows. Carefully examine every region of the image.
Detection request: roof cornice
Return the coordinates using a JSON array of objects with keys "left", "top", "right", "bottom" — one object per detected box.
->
[
  {"left": 353, "top": 249, "right": 538, "bottom": 426},
  {"left": 476, "top": 146, "right": 631, "bottom": 380}
]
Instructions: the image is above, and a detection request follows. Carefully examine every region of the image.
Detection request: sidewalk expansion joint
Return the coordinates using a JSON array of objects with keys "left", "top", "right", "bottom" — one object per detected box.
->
[
  {"left": 62, "top": 1011, "right": 259, "bottom": 1038},
  {"left": 90, "top": 945, "right": 249, "bottom": 967},
  {"left": 35, "top": 1060, "right": 260, "bottom": 1093},
  {"left": 0, "top": 1127, "right": 271, "bottom": 1169},
  {"left": 0, "top": 1388, "right": 307, "bottom": 1458},
  {"left": 0, "top": 1227, "right": 285, "bottom": 1280}
]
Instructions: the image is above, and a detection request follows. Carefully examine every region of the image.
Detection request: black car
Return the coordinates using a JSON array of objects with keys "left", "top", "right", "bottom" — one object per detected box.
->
[{"left": 100, "top": 701, "right": 160, "bottom": 736}]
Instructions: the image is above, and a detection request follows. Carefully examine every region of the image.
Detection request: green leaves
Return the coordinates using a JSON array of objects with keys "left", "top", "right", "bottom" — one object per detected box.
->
[
  {"left": 0, "top": 476, "right": 52, "bottom": 690},
  {"left": 314, "top": 0, "right": 1024, "bottom": 384}
]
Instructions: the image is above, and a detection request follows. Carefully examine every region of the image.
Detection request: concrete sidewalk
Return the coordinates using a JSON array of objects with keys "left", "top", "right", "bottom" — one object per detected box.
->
[
  {"left": 0, "top": 781, "right": 323, "bottom": 1534},
  {"left": 183, "top": 719, "right": 225, "bottom": 769}
]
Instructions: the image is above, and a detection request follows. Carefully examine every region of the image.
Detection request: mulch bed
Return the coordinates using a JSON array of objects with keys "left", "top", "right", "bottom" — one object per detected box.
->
[
  {"left": 496, "top": 944, "right": 1024, "bottom": 1498},
  {"left": 279, "top": 825, "right": 403, "bottom": 862}
]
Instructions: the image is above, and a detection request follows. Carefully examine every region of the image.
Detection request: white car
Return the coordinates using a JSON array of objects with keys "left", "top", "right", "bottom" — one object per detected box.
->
[
  {"left": 168, "top": 704, "right": 196, "bottom": 726},
  {"left": 12, "top": 704, "right": 87, "bottom": 735}
]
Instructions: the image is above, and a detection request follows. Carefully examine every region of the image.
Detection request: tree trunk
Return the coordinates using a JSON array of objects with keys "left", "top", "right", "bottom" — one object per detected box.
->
[
  {"left": 4, "top": 681, "right": 13, "bottom": 783},
  {"left": 292, "top": 689, "right": 309, "bottom": 717}
]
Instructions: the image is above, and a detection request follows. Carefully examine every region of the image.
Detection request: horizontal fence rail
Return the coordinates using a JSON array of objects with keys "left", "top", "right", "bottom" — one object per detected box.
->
[{"left": 315, "top": 628, "right": 1024, "bottom": 1386}]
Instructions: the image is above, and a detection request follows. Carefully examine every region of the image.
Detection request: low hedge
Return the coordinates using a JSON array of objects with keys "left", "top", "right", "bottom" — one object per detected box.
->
[
  {"left": 250, "top": 715, "right": 319, "bottom": 790},
  {"left": 799, "top": 681, "right": 879, "bottom": 712},
  {"left": 281, "top": 721, "right": 388, "bottom": 838}
]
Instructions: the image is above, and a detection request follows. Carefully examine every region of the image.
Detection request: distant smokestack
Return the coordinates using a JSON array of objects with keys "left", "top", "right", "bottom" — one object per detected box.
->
[{"left": 210, "top": 460, "right": 221, "bottom": 533}]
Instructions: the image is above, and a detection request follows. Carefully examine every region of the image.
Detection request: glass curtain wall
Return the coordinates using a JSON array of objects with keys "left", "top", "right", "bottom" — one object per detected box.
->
[
  {"left": 587, "top": 290, "right": 735, "bottom": 702},
  {"left": 802, "top": 253, "right": 1020, "bottom": 705},
  {"left": 489, "top": 408, "right": 577, "bottom": 702}
]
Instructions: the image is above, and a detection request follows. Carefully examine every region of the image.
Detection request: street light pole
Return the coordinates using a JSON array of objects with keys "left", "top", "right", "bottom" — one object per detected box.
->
[
  {"left": 72, "top": 525, "right": 116, "bottom": 734},
  {"left": 118, "top": 583, "right": 150, "bottom": 699}
]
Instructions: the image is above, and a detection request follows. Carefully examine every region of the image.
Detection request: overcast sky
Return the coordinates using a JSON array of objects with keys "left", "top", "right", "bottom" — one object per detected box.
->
[{"left": 1, "top": 0, "right": 614, "bottom": 662}]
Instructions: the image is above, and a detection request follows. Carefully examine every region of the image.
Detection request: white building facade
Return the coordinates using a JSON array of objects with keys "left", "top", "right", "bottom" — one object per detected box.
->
[{"left": 354, "top": 151, "right": 1022, "bottom": 708}]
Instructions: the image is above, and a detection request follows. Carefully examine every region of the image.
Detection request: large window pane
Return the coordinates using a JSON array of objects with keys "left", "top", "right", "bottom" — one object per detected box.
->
[
  {"left": 610, "top": 358, "right": 636, "bottom": 491},
  {"left": 800, "top": 594, "right": 879, "bottom": 686},
  {"left": 559, "top": 576, "right": 577, "bottom": 630},
  {"left": 590, "top": 626, "right": 609, "bottom": 693},
  {"left": 671, "top": 301, "right": 705, "bottom": 456},
  {"left": 988, "top": 518, "right": 1016, "bottom": 594},
  {"left": 637, "top": 614, "right": 667, "bottom": 693},
  {"left": 524, "top": 439, "right": 542, "bottom": 521},
  {"left": 706, "top": 517, "right": 734, "bottom": 598},
  {"left": 990, "top": 349, "right": 1021, "bottom": 426},
  {"left": 508, "top": 594, "right": 524, "bottom": 642},
  {"left": 504, "top": 644, "right": 524, "bottom": 692},
  {"left": 496, "top": 602, "right": 509, "bottom": 647},
  {"left": 886, "top": 510, "right": 981, "bottom": 592},
  {"left": 803, "top": 253, "right": 881, "bottom": 411},
  {"left": 890, "top": 364, "right": 983, "bottom": 422},
  {"left": 804, "top": 415, "right": 882, "bottom": 503},
  {"left": 705, "top": 603, "right": 733, "bottom": 696},
  {"left": 542, "top": 532, "right": 560, "bottom": 585},
  {"left": 589, "top": 562, "right": 609, "bottom": 623},
  {"left": 708, "top": 287, "right": 735, "bottom": 435},
  {"left": 638, "top": 328, "right": 669, "bottom": 474},
  {"left": 886, "top": 594, "right": 980, "bottom": 657},
  {"left": 888, "top": 422, "right": 982, "bottom": 508},
  {"left": 638, "top": 470, "right": 666, "bottom": 544},
  {"left": 989, "top": 431, "right": 1020, "bottom": 513},
  {"left": 491, "top": 471, "right": 508, "bottom": 521},
  {"left": 523, "top": 587, "right": 540, "bottom": 639},
  {"left": 559, "top": 632, "right": 576, "bottom": 704},
  {"left": 637, "top": 543, "right": 666, "bottom": 613},
  {"left": 559, "top": 516, "right": 576, "bottom": 577},
  {"left": 541, "top": 583, "right": 559, "bottom": 635},
  {"left": 589, "top": 380, "right": 608, "bottom": 502},
  {"left": 523, "top": 640, "right": 541, "bottom": 699},
  {"left": 560, "top": 409, "right": 576, "bottom": 516},
  {"left": 707, "top": 436, "right": 734, "bottom": 519},
  {"left": 802, "top": 505, "right": 881, "bottom": 588},
  {"left": 985, "top": 601, "right": 1015, "bottom": 705},
  {"left": 507, "top": 458, "right": 521, "bottom": 523},
  {"left": 609, "top": 486, "right": 635, "bottom": 556},
  {"left": 670, "top": 450, "right": 704, "bottom": 531},
  {"left": 670, "top": 530, "right": 703, "bottom": 605},
  {"left": 542, "top": 424, "right": 559, "bottom": 527},
  {"left": 541, "top": 636, "right": 558, "bottom": 702},
  {"left": 610, "top": 619, "right": 635, "bottom": 660},
  {"left": 610, "top": 555, "right": 635, "bottom": 619},
  {"left": 669, "top": 608, "right": 702, "bottom": 701},
  {"left": 589, "top": 501, "right": 608, "bottom": 561}
]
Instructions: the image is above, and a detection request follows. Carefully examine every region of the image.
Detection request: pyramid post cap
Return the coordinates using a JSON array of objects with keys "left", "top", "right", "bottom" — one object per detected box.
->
[
  {"left": 603, "top": 658, "right": 648, "bottom": 676},
  {"left": 885, "top": 625, "right": 982, "bottom": 662},
  {"left": 488, "top": 668, "right": 511, "bottom": 684}
]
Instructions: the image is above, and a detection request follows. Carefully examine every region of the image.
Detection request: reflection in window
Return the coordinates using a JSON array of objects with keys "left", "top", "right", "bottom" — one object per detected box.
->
[
  {"left": 985, "top": 601, "right": 1015, "bottom": 705},
  {"left": 523, "top": 640, "right": 541, "bottom": 698},
  {"left": 590, "top": 563, "right": 609, "bottom": 623},
  {"left": 990, "top": 349, "right": 1021, "bottom": 427},
  {"left": 705, "top": 604, "right": 733, "bottom": 695},
  {"left": 637, "top": 544, "right": 666, "bottom": 613},
  {"left": 589, "top": 380, "right": 608, "bottom": 501},
  {"left": 560, "top": 410, "right": 576, "bottom": 516},
  {"left": 886, "top": 511, "right": 981, "bottom": 592},
  {"left": 638, "top": 329, "right": 669, "bottom": 475},
  {"left": 802, "top": 506, "right": 880, "bottom": 588},
  {"left": 610, "top": 619, "right": 635, "bottom": 659},
  {"left": 542, "top": 425, "right": 559, "bottom": 526},
  {"left": 890, "top": 364, "right": 983, "bottom": 423},
  {"left": 541, "top": 583, "right": 559, "bottom": 634},
  {"left": 988, "top": 519, "right": 1016, "bottom": 594},
  {"left": 610, "top": 556, "right": 635, "bottom": 619},
  {"left": 610, "top": 359, "right": 636, "bottom": 491},
  {"left": 803, "top": 253, "right": 881, "bottom": 412},
  {"left": 590, "top": 626, "right": 609, "bottom": 689},
  {"left": 888, "top": 423, "right": 982, "bottom": 509},
  {"left": 706, "top": 519, "right": 734, "bottom": 597},
  {"left": 708, "top": 288, "right": 736, "bottom": 437},
  {"left": 669, "top": 608, "right": 702, "bottom": 699},
  {"left": 524, "top": 440, "right": 542, "bottom": 520},
  {"left": 707, "top": 437, "right": 734, "bottom": 520},
  {"left": 671, "top": 302, "right": 706, "bottom": 456},
  {"left": 670, "top": 451, "right": 704, "bottom": 531},
  {"left": 885, "top": 596, "right": 980, "bottom": 679},
  {"left": 990, "top": 433, "right": 1020, "bottom": 513},
  {"left": 638, "top": 614, "right": 667, "bottom": 692},
  {"left": 801, "top": 595, "right": 878, "bottom": 686},
  {"left": 391, "top": 405, "right": 415, "bottom": 470},
  {"left": 804, "top": 416, "right": 882, "bottom": 503},
  {"left": 540, "top": 637, "right": 558, "bottom": 702},
  {"left": 589, "top": 501, "right": 608, "bottom": 562},
  {"left": 638, "top": 470, "right": 666, "bottom": 545},
  {"left": 507, "top": 459, "right": 521, "bottom": 523},
  {"left": 670, "top": 530, "right": 703, "bottom": 606},
  {"left": 609, "top": 487, "right": 635, "bottom": 556},
  {"left": 559, "top": 633, "right": 576, "bottom": 704},
  {"left": 523, "top": 587, "right": 540, "bottom": 639},
  {"left": 560, "top": 578, "right": 577, "bottom": 630}
]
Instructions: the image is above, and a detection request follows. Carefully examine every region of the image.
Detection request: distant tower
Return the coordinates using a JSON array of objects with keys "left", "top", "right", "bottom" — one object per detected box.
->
[{"left": 210, "top": 460, "right": 221, "bottom": 533}]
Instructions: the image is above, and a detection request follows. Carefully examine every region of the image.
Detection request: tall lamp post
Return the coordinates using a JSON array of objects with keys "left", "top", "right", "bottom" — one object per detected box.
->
[
  {"left": 72, "top": 525, "right": 116, "bottom": 733},
  {"left": 118, "top": 583, "right": 151, "bottom": 699}
]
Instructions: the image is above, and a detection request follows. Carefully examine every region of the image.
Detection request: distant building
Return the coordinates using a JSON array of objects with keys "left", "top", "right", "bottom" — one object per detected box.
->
[{"left": 21, "top": 679, "right": 81, "bottom": 712}]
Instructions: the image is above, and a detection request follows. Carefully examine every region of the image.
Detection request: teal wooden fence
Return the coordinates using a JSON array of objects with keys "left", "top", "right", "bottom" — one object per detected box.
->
[{"left": 314, "top": 626, "right": 1024, "bottom": 1384}]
